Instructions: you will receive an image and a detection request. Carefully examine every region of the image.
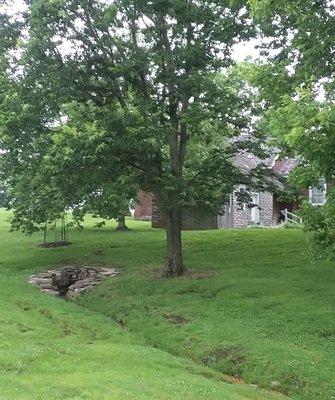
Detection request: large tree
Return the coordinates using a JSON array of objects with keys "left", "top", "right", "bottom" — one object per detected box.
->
[
  {"left": 1, "top": 0, "right": 271, "bottom": 276},
  {"left": 250, "top": 0, "right": 335, "bottom": 141},
  {"left": 250, "top": 0, "right": 335, "bottom": 256}
]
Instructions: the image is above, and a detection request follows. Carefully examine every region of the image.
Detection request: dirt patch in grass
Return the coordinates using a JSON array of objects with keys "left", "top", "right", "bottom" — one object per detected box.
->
[
  {"left": 38, "top": 241, "right": 72, "bottom": 248},
  {"left": 187, "top": 366, "right": 247, "bottom": 385},
  {"left": 0, "top": 361, "right": 19, "bottom": 373},
  {"left": 164, "top": 313, "right": 189, "bottom": 325},
  {"left": 17, "top": 323, "right": 33, "bottom": 333},
  {"left": 15, "top": 301, "right": 34, "bottom": 311},
  {"left": 318, "top": 329, "right": 335, "bottom": 339},
  {"left": 203, "top": 346, "right": 247, "bottom": 370},
  {"left": 176, "top": 284, "right": 235, "bottom": 298},
  {"left": 282, "top": 373, "right": 308, "bottom": 392},
  {"left": 61, "top": 321, "right": 75, "bottom": 336},
  {"left": 117, "top": 317, "right": 128, "bottom": 330},
  {"left": 182, "top": 270, "right": 220, "bottom": 280},
  {"left": 94, "top": 249, "right": 105, "bottom": 256},
  {"left": 153, "top": 269, "right": 219, "bottom": 280}
]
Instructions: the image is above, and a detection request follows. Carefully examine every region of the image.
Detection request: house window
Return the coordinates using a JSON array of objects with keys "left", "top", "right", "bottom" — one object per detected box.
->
[
  {"left": 236, "top": 185, "right": 248, "bottom": 211},
  {"left": 250, "top": 193, "right": 260, "bottom": 223},
  {"left": 309, "top": 181, "right": 327, "bottom": 205},
  {"left": 237, "top": 203, "right": 247, "bottom": 212}
]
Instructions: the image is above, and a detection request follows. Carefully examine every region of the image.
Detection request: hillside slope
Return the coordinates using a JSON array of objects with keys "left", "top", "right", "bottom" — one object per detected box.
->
[{"left": 0, "top": 210, "right": 283, "bottom": 400}]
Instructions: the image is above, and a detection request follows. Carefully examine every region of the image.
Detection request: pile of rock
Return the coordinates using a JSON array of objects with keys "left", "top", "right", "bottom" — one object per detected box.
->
[{"left": 28, "top": 266, "right": 119, "bottom": 299}]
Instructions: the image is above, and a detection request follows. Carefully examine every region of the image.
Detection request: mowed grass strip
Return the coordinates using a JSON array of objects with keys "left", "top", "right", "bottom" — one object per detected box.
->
[{"left": 0, "top": 210, "right": 283, "bottom": 400}]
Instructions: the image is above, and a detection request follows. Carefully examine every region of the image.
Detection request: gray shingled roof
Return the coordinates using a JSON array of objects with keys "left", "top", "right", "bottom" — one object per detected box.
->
[
  {"left": 234, "top": 152, "right": 261, "bottom": 172},
  {"left": 235, "top": 151, "right": 300, "bottom": 176},
  {"left": 273, "top": 157, "right": 301, "bottom": 176}
]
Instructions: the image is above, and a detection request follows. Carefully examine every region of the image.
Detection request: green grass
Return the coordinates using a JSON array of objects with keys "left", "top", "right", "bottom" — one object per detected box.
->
[
  {"left": 0, "top": 210, "right": 284, "bottom": 400},
  {"left": 0, "top": 209, "right": 334, "bottom": 399},
  {"left": 75, "top": 218, "right": 335, "bottom": 400}
]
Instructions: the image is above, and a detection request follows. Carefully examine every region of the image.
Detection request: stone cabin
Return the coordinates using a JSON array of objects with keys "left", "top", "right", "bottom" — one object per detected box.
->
[{"left": 134, "top": 154, "right": 326, "bottom": 230}]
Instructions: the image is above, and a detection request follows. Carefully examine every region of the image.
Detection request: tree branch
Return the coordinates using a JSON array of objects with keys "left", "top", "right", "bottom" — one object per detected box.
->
[
  {"left": 128, "top": 13, "right": 150, "bottom": 99},
  {"left": 69, "top": 6, "right": 127, "bottom": 109}
]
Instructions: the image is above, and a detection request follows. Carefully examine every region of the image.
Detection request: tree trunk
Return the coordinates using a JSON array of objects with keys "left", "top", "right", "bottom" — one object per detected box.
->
[
  {"left": 163, "top": 207, "right": 186, "bottom": 277},
  {"left": 115, "top": 215, "right": 130, "bottom": 231},
  {"left": 43, "top": 222, "right": 47, "bottom": 246}
]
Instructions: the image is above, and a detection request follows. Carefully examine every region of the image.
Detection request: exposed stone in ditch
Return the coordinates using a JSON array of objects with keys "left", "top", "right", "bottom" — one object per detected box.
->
[{"left": 28, "top": 266, "right": 119, "bottom": 299}]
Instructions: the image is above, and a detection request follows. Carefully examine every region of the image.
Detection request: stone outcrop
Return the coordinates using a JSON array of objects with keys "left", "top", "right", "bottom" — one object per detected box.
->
[{"left": 29, "top": 266, "right": 119, "bottom": 299}]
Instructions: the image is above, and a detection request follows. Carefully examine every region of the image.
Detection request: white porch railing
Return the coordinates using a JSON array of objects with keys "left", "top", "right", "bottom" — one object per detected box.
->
[{"left": 281, "top": 209, "right": 303, "bottom": 224}]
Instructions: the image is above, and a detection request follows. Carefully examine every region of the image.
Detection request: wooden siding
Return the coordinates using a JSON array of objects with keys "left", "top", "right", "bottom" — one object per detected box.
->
[{"left": 152, "top": 204, "right": 219, "bottom": 231}]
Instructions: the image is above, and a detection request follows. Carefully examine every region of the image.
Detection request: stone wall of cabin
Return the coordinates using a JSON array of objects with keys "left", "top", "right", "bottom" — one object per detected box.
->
[
  {"left": 259, "top": 192, "right": 275, "bottom": 226},
  {"left": 233, "top": 191, "right": 275, "bottom": 228},
  {"left": 232, "top": 196, "right": 251, "bottom": 228}
]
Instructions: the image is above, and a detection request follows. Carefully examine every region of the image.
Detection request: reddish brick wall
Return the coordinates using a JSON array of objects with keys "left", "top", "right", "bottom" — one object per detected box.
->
[{"left": 134, "top": 191, "right": 153, "bottom": 220}]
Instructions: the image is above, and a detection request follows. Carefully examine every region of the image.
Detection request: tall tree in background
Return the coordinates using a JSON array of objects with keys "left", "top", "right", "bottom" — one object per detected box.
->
[
  {"left": 250, "top": 0, "right": 335, "bottom": 158},
  {"left": 1, "top": 0, "right": 271, "bottom": 276},
  {"left": 250, "top": 0, "right": 335, "bottom": 256}
]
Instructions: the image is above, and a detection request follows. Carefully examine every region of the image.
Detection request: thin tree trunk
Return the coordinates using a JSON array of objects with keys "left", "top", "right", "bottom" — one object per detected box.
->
[
  {"left": 115, "top": 215, "right": 130, "bottom": 231},
  {"left": 64, "top": 214, "right": 68, "bottom": 243},
  {"left": 163, "top": 207, "right": 186, "bottom": 277},
  {"left": 43, "top": 222, "right": 47, "bottom": 246},
  {"left": 61, "top": 216, "right": 64, "bottom": 242}
]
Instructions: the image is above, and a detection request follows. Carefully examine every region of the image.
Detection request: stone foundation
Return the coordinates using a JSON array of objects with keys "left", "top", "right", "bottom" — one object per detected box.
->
[{"left": 29, "top": 266, "right": 119, "bottom": 299}]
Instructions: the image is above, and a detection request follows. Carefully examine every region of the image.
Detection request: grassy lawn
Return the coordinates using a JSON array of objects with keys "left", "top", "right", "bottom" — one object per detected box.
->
[
  {"left": 0, "top": 209, "right": 334, "bottom": 399},
  {"left": 0, "top": 210, "right": 283, "bottom": 400}
]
